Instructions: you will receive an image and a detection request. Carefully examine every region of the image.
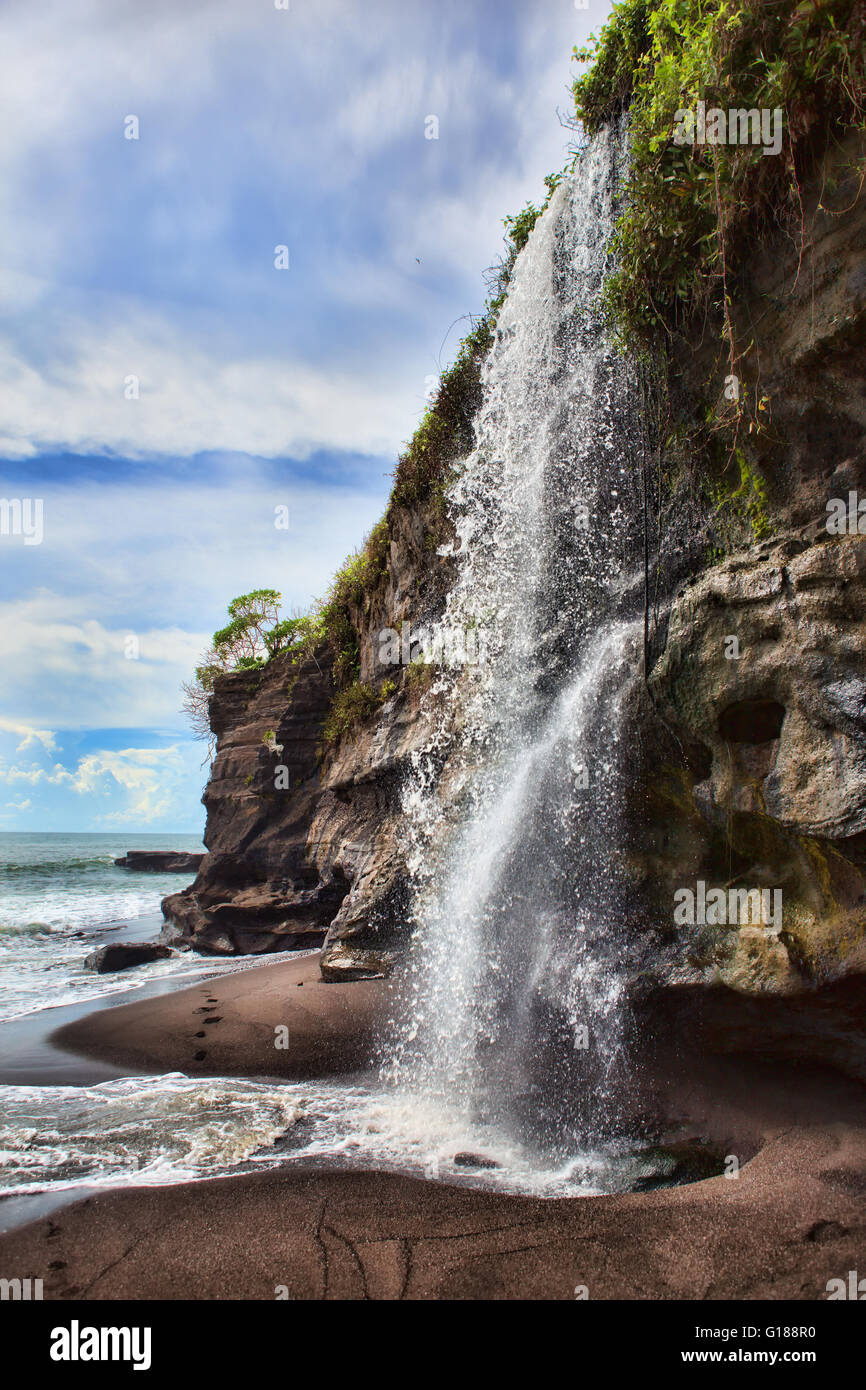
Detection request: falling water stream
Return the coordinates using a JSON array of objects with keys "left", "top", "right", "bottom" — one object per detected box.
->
[{"left": 382, "top": 119, "right": 650, "bottom": 1181}]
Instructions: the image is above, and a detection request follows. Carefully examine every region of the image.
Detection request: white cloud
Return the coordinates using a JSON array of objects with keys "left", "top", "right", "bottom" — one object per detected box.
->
[
  {"left": 66, "top": 746, "right": 187, "bottom": 823},
  {"left": 0, "top": 717, "right": 57, "bottom": 753},
  {"left": 0, "top": 734, "right": 208, "bottom": 829},
  {"left": 3, "top": 764, "right": 59, "bottom": 785},
  {"left": 0, "top": 299, "right": 415, "bottom": 462},
  {"left": 0, "top": 597, "right": 210, "bottom": 732}
]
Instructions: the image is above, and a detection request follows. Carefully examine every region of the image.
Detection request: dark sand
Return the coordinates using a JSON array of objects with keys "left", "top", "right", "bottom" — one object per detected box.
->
[
  {"left": 2, "top": 1124, "right": 865, "bottom": 1299},
  {"left": 50, "top": 951, "right": 391, "bottom": 1079},
  {"left": 1, "top": 951, "right": 863, "bottom": 1299}
]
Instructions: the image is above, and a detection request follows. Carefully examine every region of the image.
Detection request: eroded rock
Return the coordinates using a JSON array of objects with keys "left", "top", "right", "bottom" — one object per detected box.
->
[
  {"left": 114, "top": 851, "right": 206, "bottom": 873},
  {"left": 84, "top": 943, "right": 172, "bottom": 973}
]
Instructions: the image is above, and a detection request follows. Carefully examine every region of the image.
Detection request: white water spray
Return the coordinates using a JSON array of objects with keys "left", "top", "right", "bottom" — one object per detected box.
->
[{"left": 384, "top": 122, "right": 646, "bottom": 1168}]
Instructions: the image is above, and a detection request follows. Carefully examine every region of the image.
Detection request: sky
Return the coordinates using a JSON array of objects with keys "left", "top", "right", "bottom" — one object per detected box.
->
[{"left": 0, "top": 0, "right": 610, "bottom": 834}]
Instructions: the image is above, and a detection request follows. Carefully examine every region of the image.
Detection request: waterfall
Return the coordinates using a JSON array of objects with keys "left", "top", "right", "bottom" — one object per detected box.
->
[{"left": 383, "top": 120, "right": 648, "bottom": 1173}]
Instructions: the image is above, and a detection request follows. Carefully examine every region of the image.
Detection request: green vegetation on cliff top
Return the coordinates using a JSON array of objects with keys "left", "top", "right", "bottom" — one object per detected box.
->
[
  {"left": 572, "top": 0, "right": 864, "bottom": 551},
  {"left": 572, "top": 0, "right": 865, "bottom": 342}
]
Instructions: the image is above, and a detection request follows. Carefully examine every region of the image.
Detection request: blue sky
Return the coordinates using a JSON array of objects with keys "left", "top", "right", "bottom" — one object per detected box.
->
[{"left": 0, "top": 0, "right": 609, "bottom": 833}]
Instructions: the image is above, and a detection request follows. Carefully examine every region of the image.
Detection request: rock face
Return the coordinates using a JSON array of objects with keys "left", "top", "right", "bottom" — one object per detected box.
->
[
  {"left": 115, "top": 851, "right": 206, "bottom": 873},
  {"left": 85, "top": 943, "right": 173, "bottom": 973},
  {"left": 642, "top": 533, "right": 866, "bottom": 1003},
  {"left": 619, "top": 132, "right": 866, "bottom": 1080},
  {"left": 163, "top": 133, "right": 866, "bottom": 1086},
  {"left": 163, "top": 652, "right": 348, "bottom": 955},
  {"left": 655, "top": 534, "right": 866, "bottom": 839}
]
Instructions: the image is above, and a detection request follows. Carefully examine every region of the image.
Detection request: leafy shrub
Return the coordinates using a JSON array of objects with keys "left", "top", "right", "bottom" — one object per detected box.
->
[
  {"left": 322, "top": 681, "right": 388, "bottom": 743},
  {"left": 183, "top": 591, "right": 315, "bottom": 746},
  {"left": 572, "top": 0, "right": 865, "bottom": 560},
  {"left": 212, "top": 589, "right": 281, "bottom": 663}
]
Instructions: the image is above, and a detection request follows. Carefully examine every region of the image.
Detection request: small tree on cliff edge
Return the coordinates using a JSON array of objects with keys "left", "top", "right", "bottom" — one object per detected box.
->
[
  {"left": 182, "top": 589, "right": 304, "bottom": 761},
  {"left": 211, "top": 589, "right": 281, "bottom": 665}
]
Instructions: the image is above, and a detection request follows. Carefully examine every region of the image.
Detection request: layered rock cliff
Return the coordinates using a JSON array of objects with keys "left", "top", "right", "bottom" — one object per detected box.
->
[
  {"left": 631, "top": 130, "right": 866, "bottom": 1077},
  {"left": 163, "top": 500, "right": 452, "bottom": 976}
]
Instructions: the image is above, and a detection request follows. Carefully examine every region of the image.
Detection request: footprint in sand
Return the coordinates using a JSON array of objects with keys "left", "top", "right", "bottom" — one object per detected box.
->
[
  {"left": 193, "top": 1050, "right": 206, "bottom": 1061},
  {"left": 194, "top": 1030, "right": 206, "bottom": 1038},
  {"left": 203, "top": 1016, "right": 222, "bottom": 1025}
]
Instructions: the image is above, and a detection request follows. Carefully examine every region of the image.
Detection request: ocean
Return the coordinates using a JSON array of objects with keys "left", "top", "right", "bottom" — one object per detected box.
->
[
  {"left": 0, "top": 832, "right": 208, "bottom": 1021},
  {"left": 0, "top": 832, "right": 327, "bottom": 1217}
]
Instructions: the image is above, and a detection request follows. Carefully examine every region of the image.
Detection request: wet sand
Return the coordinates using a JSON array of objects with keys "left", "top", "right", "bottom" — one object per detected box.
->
[
  {"left": 0, "top": 912, "right": 304, "bottom": 1087},
  {"left": 2, "top": 1122, "right": 865, "bottom": 1299}
]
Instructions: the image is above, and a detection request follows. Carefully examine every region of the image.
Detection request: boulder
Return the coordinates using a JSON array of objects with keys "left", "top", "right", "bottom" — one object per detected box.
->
[
  {"left": 319, "top": 942, "right": 400, "bottom": 981},
  {"left": 84, "top": 943, "right": 173, "bottom": 973}
]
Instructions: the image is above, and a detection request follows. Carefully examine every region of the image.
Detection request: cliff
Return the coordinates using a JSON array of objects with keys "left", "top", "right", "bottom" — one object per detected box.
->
[
  {"left": 630, "top": 128, "right": 866, "bottom": 1078},
  {"left": 164, "top": 99, "right": 866, "bottom": 1077}
]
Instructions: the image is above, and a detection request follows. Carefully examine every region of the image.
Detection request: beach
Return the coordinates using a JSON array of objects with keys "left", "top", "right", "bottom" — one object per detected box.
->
[
  {"left": 2, "top": 947, "right": 866, "bottom": 1299},
  {"left": 1, "top": 837, "right": 864, "bottom": 1301}
]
